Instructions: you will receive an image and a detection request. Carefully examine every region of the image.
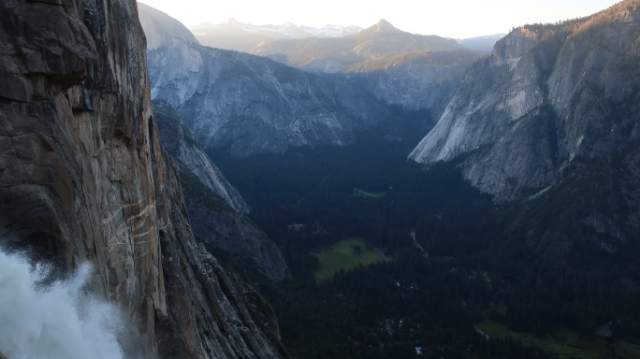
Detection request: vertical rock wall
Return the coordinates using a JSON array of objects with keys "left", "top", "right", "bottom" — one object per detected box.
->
[{"left": 0, "top": 1, "right": 286, "bottom": 358}]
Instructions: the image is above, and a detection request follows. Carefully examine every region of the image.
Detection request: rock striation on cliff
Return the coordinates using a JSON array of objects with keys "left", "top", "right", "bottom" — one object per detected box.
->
[{"left": 0, "top": 1, "right": 287, "bottom": 358}]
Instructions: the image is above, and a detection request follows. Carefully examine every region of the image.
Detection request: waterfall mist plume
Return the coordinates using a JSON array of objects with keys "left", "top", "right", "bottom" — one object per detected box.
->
[{"left": 0, "top": 248, "right": 127, "bottom": 359}]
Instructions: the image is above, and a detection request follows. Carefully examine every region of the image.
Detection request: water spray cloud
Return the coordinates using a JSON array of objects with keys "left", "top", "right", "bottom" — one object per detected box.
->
[{"left": 0, "top": 249, "right": 126, "bottom": 359}]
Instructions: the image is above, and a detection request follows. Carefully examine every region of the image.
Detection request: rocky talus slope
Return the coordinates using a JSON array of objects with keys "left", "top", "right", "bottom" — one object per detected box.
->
[{"left": 0, "top": 1, "right": 287, "bottom": 358}]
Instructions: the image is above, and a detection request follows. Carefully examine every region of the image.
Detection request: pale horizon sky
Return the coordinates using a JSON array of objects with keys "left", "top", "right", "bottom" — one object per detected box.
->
[{"left": 139, "top": 0, "right": 621, "bottom": 38}]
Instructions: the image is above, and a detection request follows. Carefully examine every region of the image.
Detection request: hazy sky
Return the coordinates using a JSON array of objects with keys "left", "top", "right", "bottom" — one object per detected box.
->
[{"left": 139, "top": 0, "right": 621, "bottom": 38}]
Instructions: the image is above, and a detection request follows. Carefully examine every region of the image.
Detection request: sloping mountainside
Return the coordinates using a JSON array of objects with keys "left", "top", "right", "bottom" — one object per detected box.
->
[
  {"left": 191, "top": 20, "right": 362, "bottom": 53},
  {"left": 153, "top": 102, "right": 249, "bottom": 214},
  {"left": 411, "top": 0, "right": 640, "bottom": 200},
  {"left": 249, "top": 19, "right": 480, "bottom": 113},
  {"left": 253, "top": 20, "right": 465, "bottom": 73},
  {"left": 411, "top": 0, "right": 640, "bottom": 256},
  {"left": 354, "top": 50, "right": 479, "bottom": 113},
  {"left": 140, "top": 4, "right": 393, "bottom": 157},
  {"left": 458, "top": 34, "right": 505, "bottom": 53},
  {"left": 0, "top": 1, "right": 286, "bottom": 358},
  {"left": 154, "top": 101, "right": 288, "bottom": 281}
]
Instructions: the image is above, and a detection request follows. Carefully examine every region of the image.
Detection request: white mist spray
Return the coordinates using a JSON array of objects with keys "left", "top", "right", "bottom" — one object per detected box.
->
[{"left": 0, "top": 249, "right": 126, "bottom": 359}]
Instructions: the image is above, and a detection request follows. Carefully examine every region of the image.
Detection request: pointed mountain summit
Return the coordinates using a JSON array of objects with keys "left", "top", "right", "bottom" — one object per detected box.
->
[
  {"left": 359, "top": 19, "right": 402, "bottom": 36},
  {"left": 372, "top": 19, "right": 399, "bottom": 33},
  {"left": 254, "top": 17, "right": 464, "bottom": 73}
]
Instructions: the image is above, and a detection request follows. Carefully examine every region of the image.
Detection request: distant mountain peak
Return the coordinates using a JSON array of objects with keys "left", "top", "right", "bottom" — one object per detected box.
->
[{"left": 374, "top": 19, "right": 398, "bottom": 33}]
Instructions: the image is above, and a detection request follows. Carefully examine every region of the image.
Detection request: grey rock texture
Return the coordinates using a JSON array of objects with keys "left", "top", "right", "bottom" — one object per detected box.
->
[
  {"left": 138, "top": 2, "right": 199, "bottom": 50},
  {"left": 0, "top": 1, "right": 287, "bottom": 358},
  {"left": 410, "top": 0, "right": 640, "bottom": 202},
  {"left": 153, "top": 102, "right": 249, "bottom": 214},
  {"left": 354, "top": 50, "right": 479, "bottom": 114},
  {"left": 154, "top": 101, "right": 288, "bottom": 281},
  {"left": 140, "top": 5, "right": 392, "bottom": 157},
  {"left": 250, "top": 19, "right": 478, "bottom": 116}
]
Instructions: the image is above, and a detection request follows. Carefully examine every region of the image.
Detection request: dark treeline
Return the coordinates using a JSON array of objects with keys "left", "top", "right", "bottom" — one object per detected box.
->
[{"left": 212, "top": 116, "right": 640, "bottom": 358}]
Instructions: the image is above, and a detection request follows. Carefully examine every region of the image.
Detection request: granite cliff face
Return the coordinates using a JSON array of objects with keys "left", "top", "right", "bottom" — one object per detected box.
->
[
  {"left": 251, "top": 19, "right": 477, "bottom": 115},
  {"left": 0, "top": 0, "right": 286, "bottom": 358},
  {"left": 154, "top": 101, "right": 288, "bottom": 281},
  {"left": 153, "top": 102, "right": 249, "bottom": 214},
  {"left": 409, "top": 0, "right": 640, "bottom": 255},
  {"left": 150, "top": 46, "right": 390, "bottom": 157},
  {"left": 411, "top": 0, "right": 640, "bottom": 201},
  {"left": 139, "top": 4, "right": 393, "bottom": 157},
  {"left": 354, "top": 50, "right": 479, "bottom": 114}
]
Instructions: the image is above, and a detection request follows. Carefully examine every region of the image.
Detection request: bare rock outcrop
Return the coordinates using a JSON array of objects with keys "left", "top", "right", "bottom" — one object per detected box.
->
[
  {"left": 410, "top": 0, "right": 640, "bottom": 201},
  {"left": 139, "top": 4, "right": 392, "bottom": 157},
  {"left": 0, "top": 0, "right": 286, "bottom": 358},
  {"left": 154, "top": 101, "right": 289, "bottom": 282}
]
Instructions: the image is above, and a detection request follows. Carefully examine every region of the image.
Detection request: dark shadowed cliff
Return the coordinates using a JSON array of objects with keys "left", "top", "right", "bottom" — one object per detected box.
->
[
  {"left": 0, "top": 0, "right": 287, "bottom": 358},
  {"left": 153, "top": 101, "right": 289, "bottom": 281}
]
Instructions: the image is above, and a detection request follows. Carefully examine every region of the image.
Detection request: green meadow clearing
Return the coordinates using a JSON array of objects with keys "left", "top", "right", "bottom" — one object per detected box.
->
[
  {"left": 352, "top": 188, "right": 387, "bottom": 199},
  {"left": 314, "top": 238, "right": 391, "bottom": 282},
  {"left": 478, "top": 321, "right": 640, "bottom": 359}
]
